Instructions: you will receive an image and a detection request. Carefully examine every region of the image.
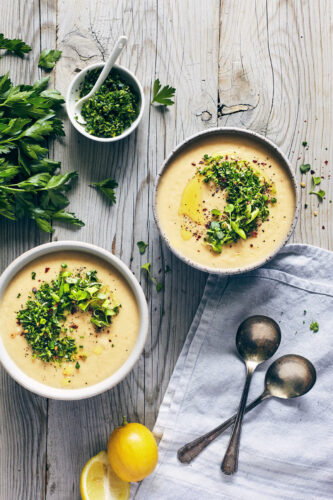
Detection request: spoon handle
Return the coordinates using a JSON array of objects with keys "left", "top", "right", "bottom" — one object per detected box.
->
[
  {"left": 221, "top": 366, "right": 254, "bottom": 475},
  {"left": 90, "top": 36, "right": 128, "bottom": 95},
  {"left": 177, "top": 393, "right": 267, "bottom": 464}
]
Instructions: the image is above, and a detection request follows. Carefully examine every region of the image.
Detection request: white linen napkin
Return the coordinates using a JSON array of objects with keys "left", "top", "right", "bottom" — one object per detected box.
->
[{"left": 133, "top": 244, "right": 333, "bottom": 499}]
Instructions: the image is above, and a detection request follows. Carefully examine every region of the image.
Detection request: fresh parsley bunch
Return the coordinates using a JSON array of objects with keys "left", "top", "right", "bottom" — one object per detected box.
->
[{"left": 0, "top": 73, "right": 83, "bottom": 232}]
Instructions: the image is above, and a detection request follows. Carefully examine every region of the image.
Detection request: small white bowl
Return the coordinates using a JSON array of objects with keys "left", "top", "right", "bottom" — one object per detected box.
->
[
  {"left": 0, "top": 241, "right": 149, "bottom": 400},
  {"left": 66, "top": 63, "right": 145, "bottom": 142}
]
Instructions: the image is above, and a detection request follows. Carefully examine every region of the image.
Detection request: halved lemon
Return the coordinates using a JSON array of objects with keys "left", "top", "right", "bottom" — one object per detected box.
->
[{"left": 80, "top": 451, "right": 130, "bottom": 500}]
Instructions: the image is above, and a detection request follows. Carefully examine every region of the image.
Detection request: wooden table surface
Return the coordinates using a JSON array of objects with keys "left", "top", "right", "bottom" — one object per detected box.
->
[{"left": 1, "top": 1, "right": 332, "bottom": 498}]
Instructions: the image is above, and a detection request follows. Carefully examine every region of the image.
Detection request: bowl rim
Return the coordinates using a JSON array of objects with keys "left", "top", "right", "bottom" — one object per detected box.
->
[
  {"left": 153, "top": 126, "right": 299, "bottom": 275},
  {"left": 0, "top": 241, "right": 149, "bottom": 400},
  {"left": 65, "top": 62, "right": 145, "bottom": 143}
]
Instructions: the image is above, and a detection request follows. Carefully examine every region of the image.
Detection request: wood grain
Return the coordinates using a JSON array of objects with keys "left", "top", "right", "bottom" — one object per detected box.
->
[
  {"left": 0, "top": 0, "right": 332, "bottom": 498},
  {"left": 218, "top": 0, "right": 333, "bottom": 248}
]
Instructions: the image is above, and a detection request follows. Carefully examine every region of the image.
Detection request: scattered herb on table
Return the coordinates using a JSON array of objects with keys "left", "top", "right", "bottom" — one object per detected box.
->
[
  {"left": 91, "top": 177, "right": 118, "bottom": 204},
  {"left": 197, "top": 155, "right": 275, "bottom": 253},
  {"left": 137, "top": 241, "right": 148, "bottom": 255},
  {"left": 310, "top": 321, "right": 319, "bottom": 333},
  {"left": 0, "top": 34, "right": 31, "bottom": 58},
  {"left": 79, "top": 68, "right": 139, "bottom": 138},
  {"left": 38, "top": 49, "right": 62, "bottom": 70},
  {"left": 151, "top": 79, "right": 176, "bottom": 106},
  {"left": 310, "top": 189, "right": 325, "bottom": 201},
  {"left": 31, "top": 271, "right": 36, "bottom": 280},
  {"left": 141, "top": 262, "right": 163, "bottom": 292},
  {"left": 0, "top": 73, "right": 83, "bottom": 232},
  {"left": 165, "top": 264, "right": 171, "bottom": 273},
  {"left": 300, "top": 163, "right": 311, "bottom": 174},
  {"left": 312, "top": 176, "right": 321, "bottom": 186},
  {"left": 16, "top": 267, "right": 121, "bottom": 363},
  {"left": 302, "top": 141, "right": 308, "bottom": 147}
]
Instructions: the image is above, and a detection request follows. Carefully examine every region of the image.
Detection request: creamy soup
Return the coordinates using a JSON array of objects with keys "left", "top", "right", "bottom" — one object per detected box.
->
[
  {"left": 0, "top": 252, "right": 140, "bottom": 389},
  {"left": 156, "top": 135, "right": 296, "bottom": 270}
]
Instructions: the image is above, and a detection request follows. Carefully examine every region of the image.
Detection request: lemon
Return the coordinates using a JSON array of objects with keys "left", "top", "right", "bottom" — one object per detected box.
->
[
  {"left": 80, "top": 451, "right": 130, "bottom": 500},
  {"left": 107, "top": 419, "right": 158, "bottom": 482}
]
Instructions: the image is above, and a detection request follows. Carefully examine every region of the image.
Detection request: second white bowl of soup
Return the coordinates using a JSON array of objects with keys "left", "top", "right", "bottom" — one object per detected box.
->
[
  {"left": 0, "top": 241, "right": 148, "bottom": 400},
  {"left": 155, "top": 128, "right": 298, "bottom": 274}
]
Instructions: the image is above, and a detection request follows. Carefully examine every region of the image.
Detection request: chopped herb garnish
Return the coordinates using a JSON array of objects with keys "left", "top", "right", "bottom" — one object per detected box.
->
[
  {"left": 75, "top": 361, "right": 80, "bottom": 369},
  {"left": 309, "top": 189, "right": 325, "bottom": 201},
  {"left": 302, "top": 141, "right": 308, "bottom": 147},
  {"left": 165, "top": 265, "right": 171, "bottom": 273},
  {"left": 312, "top": 176, "right": 321, "bottom": 186},
  {"left": 211, "top": 208, "right": 222, "bottom": 217},
  {"left": 197, "top": 155, "right": 274, "bottom": 253},
  {"left": 31, "top": 272, "right": 36, "bottom": 280},
  {"left": 16, "top": 268, "right": 121, "bottom": 362},
  {"left": 61, "top": 263, "right": 67, "bottom": 268},
  {"left": 0, "top": 34, "right": 31, "bottom": 58},
  {"left": 300, "top": 164, "right": 311, "bottom": 174},
  {"left": 38, "top": 49, "right": 62, "bottom": 70},
  {"left": 151, "top": 79, "right": 176, "bottom": 106},
  {"left": 16, "top": 293, "right": 21, "bottom": 298},
  {"left": 310, "top": 321, "right": 319, "bottom": 333},
  {"left": 79, "top": 68, "right": 139, "bottom": 138},
  {"left": 137, "top": 241, "right": 148, "bottom": 255},
  {"left": 90, "top": 177, "right": 117, "bottom": 204},
  {"left": 141, "top": 262, "right": 163, "bottom": 292}
]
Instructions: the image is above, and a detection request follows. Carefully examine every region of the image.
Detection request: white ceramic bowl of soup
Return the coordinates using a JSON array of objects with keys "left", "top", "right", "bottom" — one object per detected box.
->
[
  {"left": 66, "top": 62, "right": 145, "bottom": 142},
  {"left": 0, "top": 241, "right": 149, "bottom": 400},
  {"left": 154, "top": 127, "right": 299, "bottom": 275}
]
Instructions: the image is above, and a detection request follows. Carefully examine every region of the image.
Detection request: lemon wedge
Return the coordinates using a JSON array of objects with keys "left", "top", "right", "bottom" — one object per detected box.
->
[{"left": 80, "top": 451, "right": 130, "bottom": 500}]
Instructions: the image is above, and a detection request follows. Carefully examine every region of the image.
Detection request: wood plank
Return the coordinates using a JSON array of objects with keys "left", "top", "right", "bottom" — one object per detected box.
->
[
  {"left": 218, "top": 0, "right": 333, "bottom": 250},
  {"left": 0, "top": 1, "right": 56, "bottom": 498},
  {"left": 46, "top": 0, "right": 219, "bottom": 498}
]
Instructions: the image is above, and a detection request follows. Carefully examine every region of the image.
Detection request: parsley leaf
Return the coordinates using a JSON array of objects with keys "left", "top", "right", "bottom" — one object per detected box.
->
[
  {"left": 38, "top": 49, "right": 62, "bottom": 70},
  {"left": 91, "top": 177, "right": 117, "bottom": 204},
  {"left": 0, "top": 34, "right": 31, "bottom": 58},
  {"left": 151, "top": 78, "right": 176, "bottom": 106},
  {"left": 141, "top": 262, "right": 163, "bottom": 292},
  {"left": 137, "top": 241, "right": 148, "bottom": 255},
  {"left": 300, "top": 163, "right": 311, "bottom": 174},
  {"left": 309, "top": 189, "right": 325, "bottom": 201},
  {"left": 310, "top": 321, "right": 319, "bottom": 333}
]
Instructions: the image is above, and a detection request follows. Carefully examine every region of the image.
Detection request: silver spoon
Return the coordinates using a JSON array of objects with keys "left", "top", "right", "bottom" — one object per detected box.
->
[
  {"left": 178, "top": 354, "right": 316, "bottom": 464},
  {"left": 74, "top": 35, "right": 128, "bottom": 124},
  {"left": 221, "top": 315, "right": 281, "bottom": 475}
]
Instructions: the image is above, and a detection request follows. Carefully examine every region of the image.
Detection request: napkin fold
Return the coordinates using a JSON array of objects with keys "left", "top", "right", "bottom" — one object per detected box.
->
[{"left": 134, "top": 244, "right": 333, "bottom": 499}]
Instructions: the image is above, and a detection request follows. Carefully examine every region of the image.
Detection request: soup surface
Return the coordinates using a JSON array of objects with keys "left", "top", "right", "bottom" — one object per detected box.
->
[
  {"left": 156, "top": 134, "right": 296, "bottom": 270},
  {"left": 0, "top": 252, "right": 140, "bottom": 389}
]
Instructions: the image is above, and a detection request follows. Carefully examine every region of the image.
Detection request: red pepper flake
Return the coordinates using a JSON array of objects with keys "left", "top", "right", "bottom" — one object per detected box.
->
[
  {"left": 70, "top": 324, "right": 78, "bottom": 329},
  {"left": 250, "top": 244, "right": 254, "bottom": 248},
  {"left": 325, "top": 161, "right": 328, "bottom": 165},
  {"left": 251, "top": 231, "right": 258, "bottom": 238},
  {"left": 191, "top": 162, "right": 196, "bottom": 166},
  {"left": 253, "top": 160, "right": 257, "bottom": 163},
  {"left": 45, "top": 267, "right": 50, "bottom": 273},
  {"left": 297, "top": 157, "right": 301, "bottom": 160},
  {"left": 322, "top": 226, "right": 325, "bottom": 230}
]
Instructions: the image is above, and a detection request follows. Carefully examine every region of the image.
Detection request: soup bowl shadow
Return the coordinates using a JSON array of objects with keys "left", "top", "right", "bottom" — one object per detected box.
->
[{"left": 0, "top": 241, "right": 149, "bottom": 400}]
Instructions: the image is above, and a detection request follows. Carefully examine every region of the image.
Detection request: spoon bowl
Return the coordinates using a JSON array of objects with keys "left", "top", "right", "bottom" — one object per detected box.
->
[
  {"left": 236, "top": 315, "right": 281, "bottom": 364},
  {"left": 265, "top": 354, "right": 316, "bottom": 399}
]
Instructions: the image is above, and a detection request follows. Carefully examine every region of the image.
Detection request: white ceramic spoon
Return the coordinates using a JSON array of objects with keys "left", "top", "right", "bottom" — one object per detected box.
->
[{"left": 74, "top": 35, "right": 128, "bottom": 124}]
